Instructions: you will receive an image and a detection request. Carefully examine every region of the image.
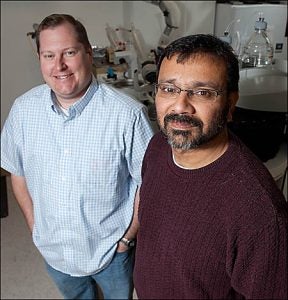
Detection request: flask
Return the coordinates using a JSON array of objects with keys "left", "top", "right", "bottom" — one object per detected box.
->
[{"left": 240, "top": 16, "right": 274, "bottom": 68}]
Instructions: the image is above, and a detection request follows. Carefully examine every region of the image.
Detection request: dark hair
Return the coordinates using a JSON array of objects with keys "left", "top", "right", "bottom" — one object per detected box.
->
[
  {"left": 157, "top": 34, "right": 239, "bottom": 93},
  {"left": 35, "top": 14, "right": 91, "bottom": 54}
]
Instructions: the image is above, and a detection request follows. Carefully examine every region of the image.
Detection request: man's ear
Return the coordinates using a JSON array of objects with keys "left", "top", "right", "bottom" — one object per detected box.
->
[
  {"left": 87, "top": 47, "right": 93, "bottom": 62},
  {"left": 227, "top": 91, "right": 239, "bottom": 122}
]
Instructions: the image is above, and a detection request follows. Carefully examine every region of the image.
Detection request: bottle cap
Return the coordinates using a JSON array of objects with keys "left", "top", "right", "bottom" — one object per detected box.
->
[
  {"left": 255, "top": 17, "right": 267, "bottom": 30},
  {"left": 219, "top": 34, "right": 232, "bottom": 45}
]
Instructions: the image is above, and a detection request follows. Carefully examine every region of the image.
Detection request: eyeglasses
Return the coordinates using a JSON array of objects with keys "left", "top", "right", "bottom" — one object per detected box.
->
[{"left": 155, "top": 83, "right": 224, "bottom": 103}]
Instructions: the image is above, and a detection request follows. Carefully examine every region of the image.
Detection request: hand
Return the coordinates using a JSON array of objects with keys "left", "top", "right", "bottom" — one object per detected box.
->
[{"left": 116, "top": 241, "right": 129, "bottom": 253}]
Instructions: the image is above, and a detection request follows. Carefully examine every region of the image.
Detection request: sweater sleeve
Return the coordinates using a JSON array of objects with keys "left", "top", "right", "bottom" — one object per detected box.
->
[{"left": 227, "top": 214, "right": 287, "bottom": 299}]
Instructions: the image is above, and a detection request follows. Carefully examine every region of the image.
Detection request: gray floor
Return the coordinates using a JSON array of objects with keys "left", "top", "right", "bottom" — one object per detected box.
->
[{"left": 1, "top": 177, "right": 62, "bottom": 299}]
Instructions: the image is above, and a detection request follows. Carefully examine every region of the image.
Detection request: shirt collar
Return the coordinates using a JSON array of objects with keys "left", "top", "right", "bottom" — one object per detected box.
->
[{"left": 50, "top": 76, "right": 99, "bottom": 116}]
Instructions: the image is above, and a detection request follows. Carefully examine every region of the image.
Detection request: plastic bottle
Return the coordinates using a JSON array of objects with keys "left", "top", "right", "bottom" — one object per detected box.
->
[{"left": 240, "top": 16, "right": 274, "bottom": 68}]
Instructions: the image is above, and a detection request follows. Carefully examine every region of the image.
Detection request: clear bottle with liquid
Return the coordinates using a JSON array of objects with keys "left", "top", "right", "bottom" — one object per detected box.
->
[{"left": 241, "top": 16, "right": 274, "bottom": 68}]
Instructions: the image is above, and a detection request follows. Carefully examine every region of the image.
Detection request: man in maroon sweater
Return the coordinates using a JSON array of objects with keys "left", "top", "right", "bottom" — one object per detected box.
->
[{"left": 133, "top": 34, "right": 287, "bottom": 299}]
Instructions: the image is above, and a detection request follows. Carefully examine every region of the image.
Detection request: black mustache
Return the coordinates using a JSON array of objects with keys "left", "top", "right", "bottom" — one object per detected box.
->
[{"left": 164, "top": 114, "right": 202, "bottom": 127}]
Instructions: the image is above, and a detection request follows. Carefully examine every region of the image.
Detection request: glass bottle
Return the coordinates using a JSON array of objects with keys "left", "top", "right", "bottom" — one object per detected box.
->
[{"left": 240, "top": 17, "right": 274, "bottom": 68}]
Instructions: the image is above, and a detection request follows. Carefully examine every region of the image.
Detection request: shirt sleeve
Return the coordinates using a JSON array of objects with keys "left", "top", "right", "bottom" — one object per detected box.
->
[
  {"left": 124, "top": 106, "right": 154, "bottom": 186},
  {"left": 1, "top": 99, "right": 25, "bottom": 176}
]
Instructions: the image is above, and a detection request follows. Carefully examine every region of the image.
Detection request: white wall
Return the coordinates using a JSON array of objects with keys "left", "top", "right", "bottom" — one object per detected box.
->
[{"left": 1, "top": 1, "right": 216, "bottom": 128}]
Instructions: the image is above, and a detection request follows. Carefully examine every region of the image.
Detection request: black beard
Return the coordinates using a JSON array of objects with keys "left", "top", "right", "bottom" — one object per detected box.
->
[{"left": 160, "top": 107, "right": 229, "bottom": 150}]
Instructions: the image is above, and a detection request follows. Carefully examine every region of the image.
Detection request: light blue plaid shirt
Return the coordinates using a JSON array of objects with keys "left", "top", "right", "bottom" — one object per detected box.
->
[{"left": 1, "top": 78, "right": 154, "bottom": 276}]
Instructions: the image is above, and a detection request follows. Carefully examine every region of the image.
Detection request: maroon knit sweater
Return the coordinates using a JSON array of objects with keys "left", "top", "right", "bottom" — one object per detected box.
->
[{"left": 134, "top": 131, "right": 288, "bottom": 299}]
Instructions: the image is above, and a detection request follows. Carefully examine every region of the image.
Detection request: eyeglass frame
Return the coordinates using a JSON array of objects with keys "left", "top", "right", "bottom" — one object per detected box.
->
[{"left": 154, "top": 83, "right": 225, "bottom": 102}]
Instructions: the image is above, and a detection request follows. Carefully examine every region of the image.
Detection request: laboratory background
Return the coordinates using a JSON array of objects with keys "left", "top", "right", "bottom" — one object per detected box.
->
[{"left": 1, "top": 1, "right": 287, "bottom": 299}]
